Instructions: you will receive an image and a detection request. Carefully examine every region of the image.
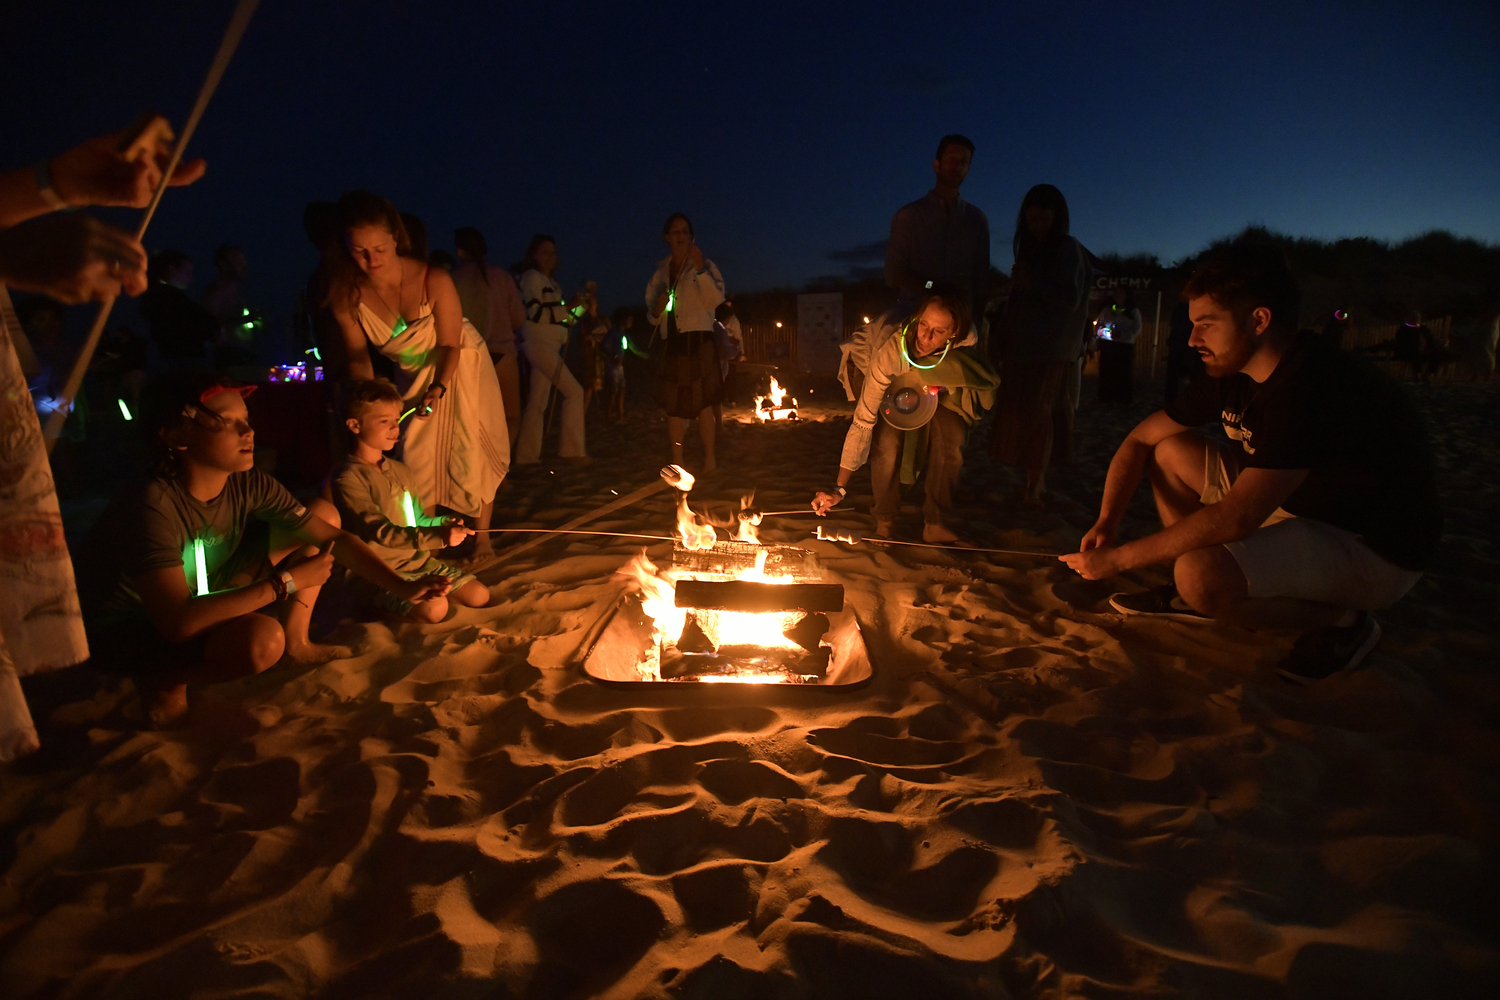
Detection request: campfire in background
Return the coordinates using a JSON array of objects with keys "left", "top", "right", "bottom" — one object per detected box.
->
[{"left": 754, "top": 376, "right": 798, "bottom": 422}]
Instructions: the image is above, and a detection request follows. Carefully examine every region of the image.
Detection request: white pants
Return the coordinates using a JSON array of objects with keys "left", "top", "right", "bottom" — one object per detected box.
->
[{"left": 515, "top": 325, "right": 585, "bottom": 463}]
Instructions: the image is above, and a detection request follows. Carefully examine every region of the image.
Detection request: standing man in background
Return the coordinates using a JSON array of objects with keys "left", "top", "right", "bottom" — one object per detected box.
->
[{"left": 884, "top": 134, "right": 991, "bottom": 328}]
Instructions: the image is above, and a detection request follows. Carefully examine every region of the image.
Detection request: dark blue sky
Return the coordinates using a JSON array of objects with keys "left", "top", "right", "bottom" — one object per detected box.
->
[{"left": 4, "top": 0, "right": 1497, "bottom": 333}]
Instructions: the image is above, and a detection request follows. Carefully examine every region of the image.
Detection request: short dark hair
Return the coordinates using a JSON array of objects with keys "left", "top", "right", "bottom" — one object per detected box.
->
[
  {"left": 918, "top": 283, "right": 971, "bottom": 341},
  {"left": 663, "top": 212, "right": 694, "bottom": 237},
  {"left": 935, "top": 134, "right": 975, "bottom": 160},
  {"left": 345, "top": 378, "right": 404, "bottom": 420},
  {"left": 1182, "top": 238, "right": 1301, "bottom": 337},
  {"left": 148, "top": 249, "right": 191, "bottom": 284},
  {"left": 212, "top": 244, "right": 242, "bottom": 270}
]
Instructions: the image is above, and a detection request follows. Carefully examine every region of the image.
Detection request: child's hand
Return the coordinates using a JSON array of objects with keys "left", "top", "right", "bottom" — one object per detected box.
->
[
  {"left": 287, "top": 540, "right": 336, "bottom": 592},
  {"left": 403, "top": 574, "right": 452, "bottom": 604},
  {"left": 444, "top": 519, "right": 474, "bottom": 548}
]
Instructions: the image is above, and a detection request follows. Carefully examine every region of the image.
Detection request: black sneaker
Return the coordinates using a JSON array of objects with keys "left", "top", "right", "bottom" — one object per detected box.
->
[
  {"left": 1108, "top": 584, "right": 1214, "bottom": 624},
  {"left": 1276, "top": 612, "right": 1382, "bottom": 684}
]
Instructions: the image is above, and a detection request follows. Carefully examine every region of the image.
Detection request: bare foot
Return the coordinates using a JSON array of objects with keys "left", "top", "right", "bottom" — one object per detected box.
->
[
  {"left": 285, "top": 642, "right": 353, "bottom": 666},
  {"left": 874, "top": 519, "right": 894, "bottom": 539},
  {"left": 146, "top": 683, "right": 190, "bottom": 730},
  {"left": 922, "top": 523, "right": 966, "bottom": 545}
]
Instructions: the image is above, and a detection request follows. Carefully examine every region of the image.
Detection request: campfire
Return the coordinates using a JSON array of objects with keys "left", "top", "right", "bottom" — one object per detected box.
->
[
  {"left": 753, "top": 376, "right": 798, "bottom": 422},
  {"left": 579, "top": 470, "right": 872, "bottom": 687}
]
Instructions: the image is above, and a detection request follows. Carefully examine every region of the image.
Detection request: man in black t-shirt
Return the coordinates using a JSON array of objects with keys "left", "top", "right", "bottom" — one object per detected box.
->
[{"left": 1060, "top": 240, "right": 1441, "bottom": 682}]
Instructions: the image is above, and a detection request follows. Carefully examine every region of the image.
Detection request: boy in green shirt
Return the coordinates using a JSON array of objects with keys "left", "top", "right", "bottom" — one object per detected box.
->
[{"left": 330, "top": 379, "right": 494, "bottom": 622}]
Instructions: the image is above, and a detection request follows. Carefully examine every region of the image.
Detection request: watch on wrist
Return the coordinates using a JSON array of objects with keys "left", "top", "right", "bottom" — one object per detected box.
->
[
  {"left": 430, "top": 382, "right": 447, "bottom": 398},
  {"left": 832, "top": 485, "right": 847, "bottom": 497}
]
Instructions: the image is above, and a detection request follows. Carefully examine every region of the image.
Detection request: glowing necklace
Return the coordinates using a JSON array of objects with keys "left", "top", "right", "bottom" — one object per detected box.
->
[{"left": 898, "top": 319, "right": 950, "bottom": 370}]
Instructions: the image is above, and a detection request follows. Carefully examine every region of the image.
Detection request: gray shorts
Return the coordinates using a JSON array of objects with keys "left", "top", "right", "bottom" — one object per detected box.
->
[{"left": 1201, "top": 444, "right": 1422, "bottom": 610}]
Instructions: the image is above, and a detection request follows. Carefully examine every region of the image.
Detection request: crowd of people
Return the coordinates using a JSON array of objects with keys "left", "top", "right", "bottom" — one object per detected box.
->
[{"left": 0, "top": 117, "right": 1479, "bottom": 743}]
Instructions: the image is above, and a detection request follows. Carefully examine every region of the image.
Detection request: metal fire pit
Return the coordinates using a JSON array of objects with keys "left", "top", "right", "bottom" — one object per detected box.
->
[{"left": 576, "top": 593, "right": 874, "bottom": 690}]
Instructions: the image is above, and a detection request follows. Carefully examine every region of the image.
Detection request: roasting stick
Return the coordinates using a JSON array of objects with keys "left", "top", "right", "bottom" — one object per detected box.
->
[
  {"left": 478, "top": 528, "right": 674, "bottom": 543},
  {"left": 480, "top": 476, "right": 670, "bottom": 568},
  {"left": 43, "top": 0, "right": 262, "bottom": 453},
  {"left": 811, "top": 526, "right": 1061, "bottom": 558}
]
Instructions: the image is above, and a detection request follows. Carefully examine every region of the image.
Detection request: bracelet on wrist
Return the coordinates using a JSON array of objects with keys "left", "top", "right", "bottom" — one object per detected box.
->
[
  {"left": 430, "top": 381, "right": 447, "bottom": 398},
  {"left": 269, "top": 573, "right": 287, "bottom": 602},
  {"left": 280, "top": 570, "right": 298, "bottom": 596}
]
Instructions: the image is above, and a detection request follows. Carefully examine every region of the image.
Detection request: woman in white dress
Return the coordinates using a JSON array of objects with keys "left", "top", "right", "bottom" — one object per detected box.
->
[
  {"left": 514, "top": 234, "right": 588, "bottom": 465},
  {"left": 329, "top": 190, "right": 509, "bottom": 560}
]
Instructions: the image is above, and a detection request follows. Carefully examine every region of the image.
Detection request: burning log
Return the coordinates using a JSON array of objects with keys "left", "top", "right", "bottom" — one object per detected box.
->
[
  {"left": 670, "top": 540, "right": 822, "bottom": 582},
  {"left": 673, "top": 580, "right": 844, "bottom": 614}
]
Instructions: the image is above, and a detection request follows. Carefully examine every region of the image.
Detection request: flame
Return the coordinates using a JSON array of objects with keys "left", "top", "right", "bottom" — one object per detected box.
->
[
  {"left": 614, "top": 553, "right": 681, "bottom": 680},
  {"left": 753, "top": 377, "right": 797, "bottom": 422},
  {"left": 734, "top": 490, "right": 760, "bottom": 544},
  {"left": 676, "top": 494, "right": 717, "bottom": 551}
]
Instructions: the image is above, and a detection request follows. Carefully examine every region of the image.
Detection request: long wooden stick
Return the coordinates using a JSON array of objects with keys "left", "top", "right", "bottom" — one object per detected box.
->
[
  {"left": 43, "top": 0, "right": 261, "bottom": 453},
  {"left": 478, "top": 478, "right": 669, "bottom": 570}
]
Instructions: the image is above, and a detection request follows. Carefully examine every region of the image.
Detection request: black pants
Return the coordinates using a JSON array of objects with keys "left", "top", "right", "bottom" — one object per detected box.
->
[
  {"left": 870, "top": 406, "right": 965, "bottom": 526},
  {"left": 1098, "top": 340, "right": 1136, "bottom": 404}
]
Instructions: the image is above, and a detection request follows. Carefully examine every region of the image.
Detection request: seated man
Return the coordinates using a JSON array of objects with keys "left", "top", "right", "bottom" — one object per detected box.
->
[
  {"left": 812, "top": 286, "right": 998, "bottom": 542},
  {"left": 1061, "top": 240, "right": 1442, "bottom": 682},
  {"left": 77, "top": 371, "right": 450, "bottom": 725},
  {"left": 330, "top": 378, "right": 494, "bottom": 623}
]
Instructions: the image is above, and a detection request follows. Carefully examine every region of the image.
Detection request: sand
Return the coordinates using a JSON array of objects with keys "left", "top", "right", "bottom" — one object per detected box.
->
[{"left": 3, "top": 379, "right": 1499, "bottom": 999}]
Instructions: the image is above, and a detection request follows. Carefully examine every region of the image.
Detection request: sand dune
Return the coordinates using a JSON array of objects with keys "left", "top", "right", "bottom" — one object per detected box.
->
[{"left": 3, "top": 387, "right": 1499, "bottom": 999}]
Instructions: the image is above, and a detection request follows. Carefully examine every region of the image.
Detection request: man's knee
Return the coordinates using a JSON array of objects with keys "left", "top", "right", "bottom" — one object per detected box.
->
[{"left": 1174, "top": 546, "right": 1247, "bottom": 617}]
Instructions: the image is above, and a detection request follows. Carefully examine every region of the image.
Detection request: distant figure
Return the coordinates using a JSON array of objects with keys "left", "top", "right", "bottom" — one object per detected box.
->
[
  {"left": 401, "top": 212, "right": 431, "bottom": 260},
  {"left": 604, "top": 308, "right": 648, "bottom": 422},
  {"left": 515, "top": 234, "right": 588, "bottom": 465},
  {"left": 428, "top": 249, "right": 456, "bottom": 272},
  {"left": 579, "top": 316, "right": 608, "bottom": 413},
  {"left": 987, "top": 184, "right": 1091, "bottom": 505},
  {"left": 99, "top": 322, "right": 149, "bottom": 415},
  {"left": 885, "top": 134, "right": 991, "bottom": 325},
  {"left": 327, "top": 190, "right": 510, "bottom": 560},
  {"left": 202, "top": 244, "right": 256, "bottom": 366},
  {"left": 139, "top": 250, "right": 218, "bottom": 365},
  {"left": 201, "top": 244, "right": 247, "bottom": 329},
  {"left": 298, "top": 201, "right": 353, "bottom": 377},
  {"left": 1163, "top": 299, "right": 1202, "bottom": 404},
  {"left": 1094, "top": 286, "right": 1143, "bottom": 405},
  {"left": 646, "top": 213, "right": 726, "bottom": 472},
  {"left": 1321, "top": 308, "right": 1352, "bottom": 351},
  {"left": 1393, "top": 311, "right": 1445, "bottom": 382},
  {"left": 452, "top": 226, "right": 525, "bottom": 449}
]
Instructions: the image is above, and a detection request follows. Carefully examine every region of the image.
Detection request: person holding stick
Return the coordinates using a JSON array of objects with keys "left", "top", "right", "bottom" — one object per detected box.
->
[
  {"left": 1, "top": 116, "right": 208, "bottom": 758},
  {"left": 330, "top": 379, "right": 494, "bottom": 622},
  {"left": 1061, "top": 239, "right": 1442, "bottom": 682},
  {"left": 328, "top": 190, "right": 510, "bottom": 562},
  {"left": 812, "top": 286, "right": 997, "bottom": 542}
]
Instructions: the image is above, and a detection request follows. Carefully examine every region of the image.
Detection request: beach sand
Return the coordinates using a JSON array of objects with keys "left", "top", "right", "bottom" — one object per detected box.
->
[{"left": 3, "top": 378, "right": 1499, "bottom": 999}]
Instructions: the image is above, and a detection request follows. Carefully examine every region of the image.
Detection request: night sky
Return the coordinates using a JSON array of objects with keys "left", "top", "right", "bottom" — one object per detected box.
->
[{"left": 4, "top": 0, "right": 1497, "bottom": 339}]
